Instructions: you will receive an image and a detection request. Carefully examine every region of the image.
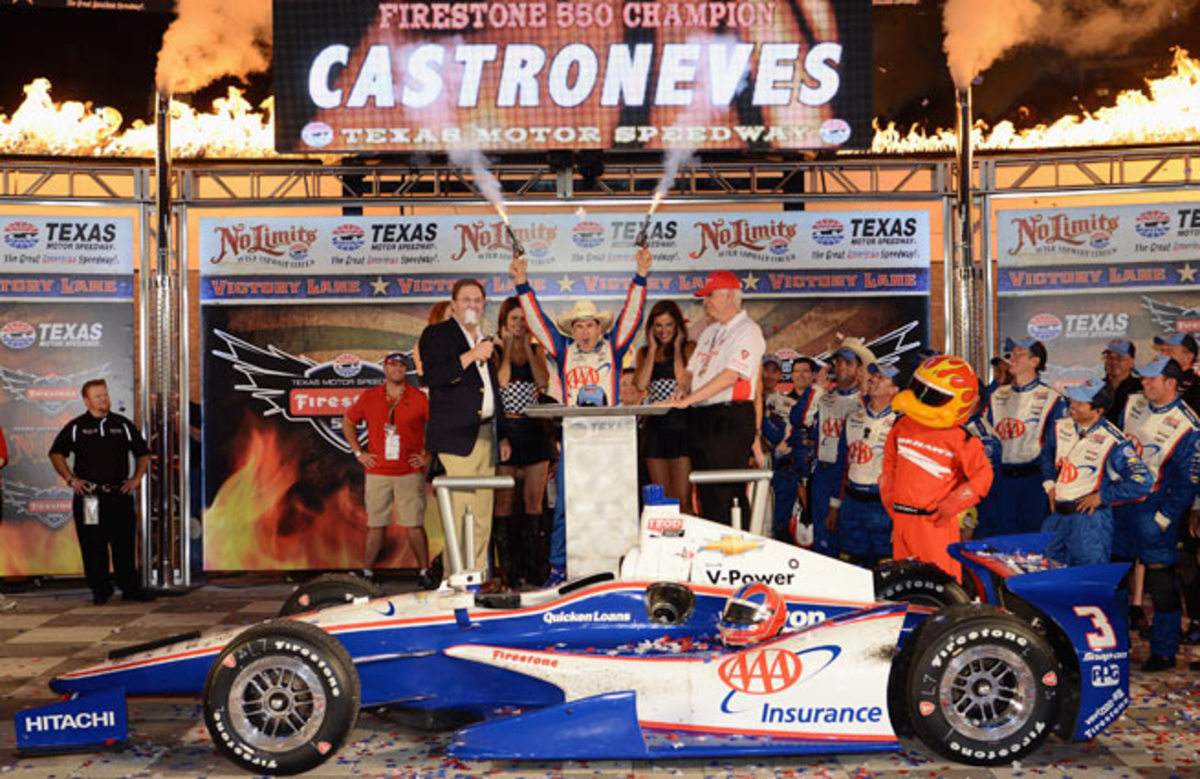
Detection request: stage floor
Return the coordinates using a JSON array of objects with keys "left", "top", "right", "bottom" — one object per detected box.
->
[{"left": 2, "top": 578, "right": 1200, "bottom": 779}]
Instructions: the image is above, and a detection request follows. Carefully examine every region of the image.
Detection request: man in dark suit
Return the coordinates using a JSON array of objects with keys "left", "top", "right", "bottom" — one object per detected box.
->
[{"left": 419, "top": 278, "right": 511, "bottom": 573}]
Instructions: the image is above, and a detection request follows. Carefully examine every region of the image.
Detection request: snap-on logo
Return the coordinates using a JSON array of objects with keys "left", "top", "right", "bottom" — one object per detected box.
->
[{"left": 719, "top": 648, "right": 802, "bottom": 695}]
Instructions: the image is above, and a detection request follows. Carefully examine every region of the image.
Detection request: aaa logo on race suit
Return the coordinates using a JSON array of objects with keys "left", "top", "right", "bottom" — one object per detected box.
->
[
  {"left": 994, "top": 418, "right": 1027, "bottom": 439},
  {"left": 847, "top": 440, "right": 874, "bottom": 465}
]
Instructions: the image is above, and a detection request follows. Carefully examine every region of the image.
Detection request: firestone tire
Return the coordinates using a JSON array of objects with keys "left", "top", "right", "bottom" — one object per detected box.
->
[
  {"left": 278, "top": 573, "right": 384, "bottom": 617},
  {"left": 203, "top": 619, "right": 360, "bottom": 776},
  {"left": 875, "top": 560, "right": 971, "bottom": 609},
  {"left": 905, "top": 603, "right": 1061, "bottom": 766}
]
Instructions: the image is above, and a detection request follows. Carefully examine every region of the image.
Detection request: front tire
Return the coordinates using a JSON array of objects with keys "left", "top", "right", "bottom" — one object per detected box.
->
[
  {"left": 904, "top": 604, "right": 1060, "bottom": 766},
  {"left": 203, "top": 619, "right": 360, "bottom": 775},
  {"left": 278, "top": 573, "right": 383, "bottom": 617},
  {"left": 875, "top": 560, "right": 971, "bottom": 608}
]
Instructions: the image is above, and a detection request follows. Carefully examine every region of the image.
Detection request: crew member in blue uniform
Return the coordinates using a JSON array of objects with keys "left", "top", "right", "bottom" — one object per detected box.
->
[
  {"left": 981, "top": 337, "right": 1067, "bottom": 537},
  {"left": 1118, "top": 356, "right": 1200, "bottom": 672},
  {"left": 808, "top": 338, "right": 872, "bottom": 556},
  {"left": 1039, "top": 379, "right": 1151, "bottom": 566},
  {"left": 826, "top": 361, "right": 901, "bottom": 566}
]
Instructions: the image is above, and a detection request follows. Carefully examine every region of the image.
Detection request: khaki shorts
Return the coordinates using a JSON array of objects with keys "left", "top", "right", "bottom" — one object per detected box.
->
[{"left": 364, "top": 472, "right": 427, "bottom": 528}]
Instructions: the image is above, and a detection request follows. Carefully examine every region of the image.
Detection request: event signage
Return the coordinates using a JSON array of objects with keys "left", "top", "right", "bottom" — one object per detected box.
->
[
  {"left": 198, "top": 211, "right": 930, "bottom": 301},
  {"left": 0, "top": 215, "right": 136, "bottom": 577},
  {"left": 272, "top": 0, "right": 873, "bottom": 153},
  {"left": 996, "top": 200, "right": 1200, "bottom": 390}
]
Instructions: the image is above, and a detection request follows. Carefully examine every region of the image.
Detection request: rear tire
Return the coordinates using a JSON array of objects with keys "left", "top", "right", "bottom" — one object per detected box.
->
[
  {"left": 278, "top": 573, "right": 383, "bottom": 617},
  {"left": 203, "top": 619, "right": 360, "bottom": 776},
  {"left": 875, "top": 560, "right": 970, "bottom": 608},
  {"left": 904, "top": 603, "right": 1060, "bottom": 766}
]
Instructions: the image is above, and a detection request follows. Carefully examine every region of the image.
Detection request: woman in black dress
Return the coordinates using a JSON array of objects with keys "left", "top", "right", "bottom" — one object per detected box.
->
[
  {"left": 633, "top": 300, "right": 695, "bottom": 514},
  {"left": 493, "top": 296, "right": 553, "bottom": 586}
]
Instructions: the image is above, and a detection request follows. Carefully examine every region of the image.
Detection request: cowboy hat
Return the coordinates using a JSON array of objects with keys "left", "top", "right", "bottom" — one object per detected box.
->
[
  {"left": 832, "top": 336, "right": 876, "bottom": 367},
  {"left": 555, "top": 300, "right": 614, "bottom": 335}
]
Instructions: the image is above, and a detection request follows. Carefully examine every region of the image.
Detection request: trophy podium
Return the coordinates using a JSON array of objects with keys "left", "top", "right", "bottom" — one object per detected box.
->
[{"left": 525, "top": 404, "right": 670, "bottom": 578}]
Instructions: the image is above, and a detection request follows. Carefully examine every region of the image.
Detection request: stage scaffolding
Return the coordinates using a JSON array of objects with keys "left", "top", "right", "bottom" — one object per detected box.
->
[{"left": 1, "top": 144, "right": 1198, "bottom": 585}]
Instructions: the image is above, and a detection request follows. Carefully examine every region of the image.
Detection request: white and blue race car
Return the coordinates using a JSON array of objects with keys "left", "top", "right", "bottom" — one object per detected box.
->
[{"left": 32, "top": 510, "right": 1130, "bottom": 776}]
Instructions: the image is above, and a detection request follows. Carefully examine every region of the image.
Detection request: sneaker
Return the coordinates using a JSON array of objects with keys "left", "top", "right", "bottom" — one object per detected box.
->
[
  {"left": 542, "top": 564, "right": 566, "bottom": 589},
  {"left": 1142, "top": 654, "right": 1177, "bottom": 672},
  {"left": 416, "top": 569, "right": 439, "bottom": 591},
  {"left": 1183, "top": 621, "right": 1200, "bottom": 646}
]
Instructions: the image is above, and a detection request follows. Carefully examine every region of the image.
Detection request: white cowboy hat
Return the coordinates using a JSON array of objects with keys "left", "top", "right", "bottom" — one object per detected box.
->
[
  {"left": 833, "top": 336, "right": 876, "bottom": 367},
  {"left": 555, "top": 300, "right": 614, "bottom": 335}
]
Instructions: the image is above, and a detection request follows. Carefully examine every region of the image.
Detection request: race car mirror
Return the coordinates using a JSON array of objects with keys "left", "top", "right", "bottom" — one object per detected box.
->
[{"left": 644, "top": 582, "right": 695, "bottom": 625}]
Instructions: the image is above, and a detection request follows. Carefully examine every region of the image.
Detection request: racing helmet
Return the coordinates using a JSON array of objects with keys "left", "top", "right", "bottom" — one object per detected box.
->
[
  {"left": 718, "top": 583, "right": 787, "bottom": 647},
  {"left": 893, "top": 354, "right": 979, "bottom": 429}
]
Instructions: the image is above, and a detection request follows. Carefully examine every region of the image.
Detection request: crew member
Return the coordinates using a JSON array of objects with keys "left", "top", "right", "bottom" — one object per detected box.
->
[
  {"left": 1154, "top": 332, "right": 1200, "bottom": 412},
  {"left": 784, "top": 356, "right": 823, "bottom": 545},
  {"left": 1103, "top": 339, "right": 1141, "bottom": 425},
  {"left": 809, "top": 338, "right": 873, "bottom": 556},
  {"left": 512, "top": 247, "right": 651, "bottom": 585},
  {"left": 1119, "top": 356, "right": 1200, "bottom": 672},
  {"left": 981, "top": 337, "right": 1067, "bottom": 537},
  {"left": 49, "top": 379, "right": 152, "bottom": 605},
  {"left": 1039, "top": 379, "right": 1150, "bottom": 566},
  {"left": 343, "top": 351, "right": 431, "bottom": 585},
  {"left": 826, "top": 362, "right": 901, "bottom": 567},
  {"left": 665, "top": 270, "right": 765, "bottom": 527}
]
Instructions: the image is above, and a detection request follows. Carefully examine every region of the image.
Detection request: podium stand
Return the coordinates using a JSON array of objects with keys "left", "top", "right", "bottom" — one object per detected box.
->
[{"left": 525, "top": 404, "right": 670, "bottom": 578}]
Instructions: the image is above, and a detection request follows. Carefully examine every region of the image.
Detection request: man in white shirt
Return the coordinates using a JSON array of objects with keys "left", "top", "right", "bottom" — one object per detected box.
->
[{"left": 665, "top": 270, "right": 765, "bottom": 525}]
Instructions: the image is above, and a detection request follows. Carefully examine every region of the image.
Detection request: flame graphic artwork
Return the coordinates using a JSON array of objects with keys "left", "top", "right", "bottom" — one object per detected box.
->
[
  {"left": 0, "top": 518, "right": 82, "bottom": 576},
  {"left": 1, "top": 49, "right": 1198, "bottom": 158}
]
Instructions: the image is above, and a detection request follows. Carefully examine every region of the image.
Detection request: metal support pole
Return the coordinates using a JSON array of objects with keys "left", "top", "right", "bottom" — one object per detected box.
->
[
  {"left": 951, "top": 86, "right": 982, "bottom": 369},
  {"left": 431, "top": 476, "right": 515, "bottom": 575},
  {"left": 688, "top": 469, "right": 774, "bottom": 537}
]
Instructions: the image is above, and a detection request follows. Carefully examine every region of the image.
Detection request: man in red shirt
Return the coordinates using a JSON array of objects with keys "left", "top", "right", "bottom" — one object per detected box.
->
[{"left": 343, "top": 352, "right": 431, "bottom": 583}]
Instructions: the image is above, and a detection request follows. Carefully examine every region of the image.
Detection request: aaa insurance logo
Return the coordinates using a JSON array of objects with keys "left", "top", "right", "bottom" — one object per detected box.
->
[
  {"left": 211, "top": 330, "right": 385, "bottom": 453},
  {"left": 718, "top": 644, "right": 840, "bottom": 714}
]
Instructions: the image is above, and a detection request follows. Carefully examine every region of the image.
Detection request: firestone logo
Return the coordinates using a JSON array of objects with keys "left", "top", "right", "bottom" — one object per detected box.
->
[
  {"left": 689, "top": 219, "right": 797, "bottom": 260},
  {"left": 210, "top": 224, "right": 318, "bottom": 265},
  {"left": 1008, "top": 213, "right": 1120, "bottom": 254},
  {"left": 4, "top": 221, "right": 39, "bottom": 250}
]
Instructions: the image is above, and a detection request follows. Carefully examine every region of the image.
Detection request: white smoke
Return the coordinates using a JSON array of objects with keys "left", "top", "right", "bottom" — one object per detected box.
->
[
  {"left": 448, "top": 148, "right": 506, "bottom": 213},
  {"left": 656, "top": 148, "right": 698, "bottom": 198},
  {"left": 944, "top": 0, "right": 1192, "bottom": 89},
  {"left": 156, "top": 0, "right": 272, "bottom": 94}
]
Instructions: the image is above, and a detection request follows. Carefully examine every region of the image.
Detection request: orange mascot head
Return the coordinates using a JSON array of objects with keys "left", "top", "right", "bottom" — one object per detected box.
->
[{"left": 893, "top": 355, "right": 978, "bottom": 429}]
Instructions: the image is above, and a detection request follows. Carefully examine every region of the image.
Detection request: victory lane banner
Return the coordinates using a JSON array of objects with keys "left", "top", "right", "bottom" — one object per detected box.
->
[
  {"left": 0, "top": 215, "right": 135, "bottom": 577},
  {"left": 997, "top": 200, "right": 1200, "bottom": 392},
  {"left": 273, "top": 0, "right": 872, "bottom": 153}
]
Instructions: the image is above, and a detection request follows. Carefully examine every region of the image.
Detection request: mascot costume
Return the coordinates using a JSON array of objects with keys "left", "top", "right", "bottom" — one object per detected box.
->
[{"left": 879, "top": 355, "right": 994, "bottom": 578}]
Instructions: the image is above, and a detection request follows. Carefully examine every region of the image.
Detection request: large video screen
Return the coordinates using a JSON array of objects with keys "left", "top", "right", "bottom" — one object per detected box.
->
[{"left": 273, "top": 0, "right": 873, "bottom": 153}]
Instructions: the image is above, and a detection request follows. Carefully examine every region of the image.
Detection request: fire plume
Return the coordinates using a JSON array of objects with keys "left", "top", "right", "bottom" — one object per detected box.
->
[
  {"left": 0, "top": 79, "right": 279, "bottom": 158},
  {"left": 872, "top": 49, "right": 1200, "bottom": 154}
]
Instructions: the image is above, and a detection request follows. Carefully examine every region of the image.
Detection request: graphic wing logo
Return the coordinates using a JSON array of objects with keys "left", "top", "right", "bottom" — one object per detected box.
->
[
  {"left": 0, "top": 364, "right": 112, "bottom": 415},
  {"left": 3, "top": 480, "right": 74, "bottom": 530},
  {"left": 211, "top": 330, "right": 385, "bottom": 453},
  {"left": 1142, "top": 295, "right": 1200, "bottom": 334}
]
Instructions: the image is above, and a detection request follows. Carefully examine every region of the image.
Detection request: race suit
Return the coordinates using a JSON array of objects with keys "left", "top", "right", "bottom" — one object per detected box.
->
[
  {"left": 1116, "top": 393, "right": 1200, "bottom": 659},
  {"left": 762, "top": 389, "right": 801, "bottom": 540},
  {"left": 779, "top": 385, "right": 822, "bottom": 542},
  {"left": 1038, "top": 417, "right": 1151, "bottom": 566},
  {"left": 517, "top": 273, "right": 647, "bottom": 569},
  {"left": 981, "top": 377, "right": 1068, "bottom": 537},
  {"left": 830, "top": 404, "right": 899, "bottom": 565},
  {"left": 880, "top": 416, "right": 995, "bottom": 579},
  {"left": 809, "top": 386, "right": 863, "bottom": 556}
]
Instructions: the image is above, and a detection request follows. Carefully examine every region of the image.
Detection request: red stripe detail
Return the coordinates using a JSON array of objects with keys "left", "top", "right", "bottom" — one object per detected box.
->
[
  {"left": 57, "top": 645, "right": 222, "bottom": 679},
  {"left": 639, "top": 720, "right": 896, "bottom": 742},
  {"left": 731, "top": 378, "right": 753, "bottom": 401}
]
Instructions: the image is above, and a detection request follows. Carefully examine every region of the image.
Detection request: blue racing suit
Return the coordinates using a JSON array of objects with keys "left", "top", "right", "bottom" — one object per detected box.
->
[
  {"left": 963, "top": 412, "right": 1002, "bottom": 537},
  {"left": 830, "top": 403, "right": 899, "bottom": 565},
  {"left": 1119, "top": 393, "right": 1200, "bottom": 659},
  {"left": 765, "top": 385, "right": 821, "bottom": 540},
  {"left": 981, "top": 377, "right": 1067, "bottom": 536},
  {"left": 809, "top": 385, "right": 863, "bottom": 556},
  {"left": 1038, "top": 417, "right": 1151, "bottom": 566},
  {"left": 518, "top": 274, "right": 647, "bottom": 569}
]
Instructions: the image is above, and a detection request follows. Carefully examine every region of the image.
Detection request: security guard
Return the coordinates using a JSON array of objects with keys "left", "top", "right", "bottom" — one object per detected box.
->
[
  {"left": 982, "top": 337, "right": 1067, "bottom": 537},
  {"left": 1118, "top": 356, "right": 1200, "bottom": 671},
  {"left": 1039, "top": 379, "right": 1150, "bottom": 566},
  {"left": 49, "top": 379, "right": 152, "bottom": 605}
]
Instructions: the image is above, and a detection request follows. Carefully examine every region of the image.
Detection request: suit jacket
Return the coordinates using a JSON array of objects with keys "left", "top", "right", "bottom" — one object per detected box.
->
[{"left": 419, "top": 318, "right": 509, "bottom": 457}]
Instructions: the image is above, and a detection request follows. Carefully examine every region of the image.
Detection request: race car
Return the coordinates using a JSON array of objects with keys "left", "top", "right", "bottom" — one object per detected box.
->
[{"left": 33, "top": 510, "right": 1129, "bottom": 776}]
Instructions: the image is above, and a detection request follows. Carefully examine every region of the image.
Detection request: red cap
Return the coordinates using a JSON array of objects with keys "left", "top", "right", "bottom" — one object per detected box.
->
[{"left": 693, "top": 270, "right": 741, "bottom": 297}]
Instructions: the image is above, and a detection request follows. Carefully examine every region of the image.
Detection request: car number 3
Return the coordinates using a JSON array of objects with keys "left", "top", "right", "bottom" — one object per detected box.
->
[{"left": 1073, "top": 605, "right": 1117, "bottom": 650}]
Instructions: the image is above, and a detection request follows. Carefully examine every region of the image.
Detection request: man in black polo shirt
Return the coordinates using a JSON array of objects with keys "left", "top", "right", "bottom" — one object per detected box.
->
[{"left": 49, "top": 379, "right": 152, "bottom": 605}]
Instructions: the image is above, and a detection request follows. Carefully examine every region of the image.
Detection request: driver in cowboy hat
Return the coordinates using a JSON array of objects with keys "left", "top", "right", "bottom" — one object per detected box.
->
[{"left": 510, "top": 246, "right": 653, "bottom": 585}]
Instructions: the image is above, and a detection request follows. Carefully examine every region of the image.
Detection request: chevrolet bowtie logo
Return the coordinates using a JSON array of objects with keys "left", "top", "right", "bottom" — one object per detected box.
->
[{"left": 701, "top": 535, "right": 764, "bottom": 556}]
